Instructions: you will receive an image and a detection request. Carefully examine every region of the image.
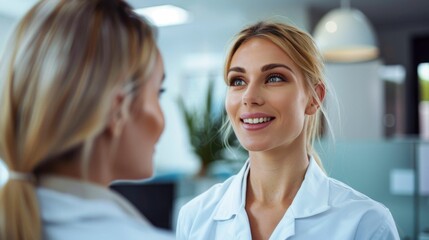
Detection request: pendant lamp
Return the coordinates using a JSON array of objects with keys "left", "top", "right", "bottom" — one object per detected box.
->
[{"left": 313, "top": 0, "right": 379, "bottom": 63}]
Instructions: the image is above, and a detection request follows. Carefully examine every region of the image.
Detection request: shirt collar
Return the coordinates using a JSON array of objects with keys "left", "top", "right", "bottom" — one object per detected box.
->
[
  {"left": 213, "top": 160, "right": 249, "bottom": 220},
  {"left": 212, "top": 157, "right": 330, "bottom": 221},
  {"left": 38, "top": 175, "right": 147, "bottom": 221},
  {"left": 289, "top": 157, "right": 331, "bottom": 218}
]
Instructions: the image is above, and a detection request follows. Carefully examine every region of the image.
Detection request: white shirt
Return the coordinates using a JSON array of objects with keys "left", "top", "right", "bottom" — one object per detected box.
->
[
  {"left": 177, "top": 158, "right": 400, "bottom": 240},
  {"left": 37, "top": 175, "right": 175, "bottom": 240}
]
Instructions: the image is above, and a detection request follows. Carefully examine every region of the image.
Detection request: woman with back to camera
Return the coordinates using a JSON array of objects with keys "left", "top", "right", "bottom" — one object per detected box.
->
[
  {"left": 0, "top": 0, "right": 174, "bottom": 239},
  {"left": 177, "top": 21, "right": 400, "bottom": 239}
]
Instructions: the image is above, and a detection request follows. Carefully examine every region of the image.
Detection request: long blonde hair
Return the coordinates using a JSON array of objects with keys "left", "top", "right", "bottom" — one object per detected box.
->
[
  {"left": 223, "top": 21, "right": 331, "bottom": 169},
  {"left": 0, "top": 0, "right": 158, "bottom": 239}
]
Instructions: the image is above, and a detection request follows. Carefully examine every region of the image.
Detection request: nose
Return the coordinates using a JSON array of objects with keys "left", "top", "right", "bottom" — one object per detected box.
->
[{"left": 242, "top": 85, "right": 264, "bottom": 106}]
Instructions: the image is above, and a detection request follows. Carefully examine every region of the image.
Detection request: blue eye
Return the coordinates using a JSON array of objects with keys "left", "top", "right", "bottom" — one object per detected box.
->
[
  {"left": 266, "top": 74, "right": 285, "bottom": 83},
  {"left": 229, "top": 78, "right": 246, "bottom": 86}
]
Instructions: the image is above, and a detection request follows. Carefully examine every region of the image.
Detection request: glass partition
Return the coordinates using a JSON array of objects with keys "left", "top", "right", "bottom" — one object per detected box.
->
[{"left": 316, "top": 139, "right": 428, "bottom": 240}]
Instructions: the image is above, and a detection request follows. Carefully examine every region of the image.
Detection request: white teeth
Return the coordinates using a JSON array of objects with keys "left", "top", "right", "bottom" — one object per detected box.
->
[{"left": 243, "top": 117, "right": 272, "bottom": 124}]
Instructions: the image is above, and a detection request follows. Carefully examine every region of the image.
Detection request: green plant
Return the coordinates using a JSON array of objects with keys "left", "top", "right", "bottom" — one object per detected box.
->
[{"left": 177, "top": 79, "right": 239, "bottom": 176}]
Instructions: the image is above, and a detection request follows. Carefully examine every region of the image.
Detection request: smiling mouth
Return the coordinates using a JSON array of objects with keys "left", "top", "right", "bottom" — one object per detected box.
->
[{"left": 241, "top": 117, "right": 275, "bottom": 124}]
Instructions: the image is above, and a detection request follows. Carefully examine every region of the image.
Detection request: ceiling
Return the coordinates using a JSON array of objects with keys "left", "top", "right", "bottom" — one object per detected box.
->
[
  {"left": 1, "top": 0, "right": 428, "bottom": 30},
  {"left": 125, "top": 0, "right": 429, "bottom": 30},
  {"left": 0, "top": 0, "right": 427, "bottom": 76},
  {"left": 306, "top": 0, "right": 429, "bottom": 29}
]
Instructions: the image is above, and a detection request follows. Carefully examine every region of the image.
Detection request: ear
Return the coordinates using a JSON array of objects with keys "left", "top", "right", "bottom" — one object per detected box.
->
[
  {"left": 106, "top": 90, "right": 127, "bottom": 137},
  {"left": 305, "top": 83, "right": 326, "bottom": 115}
]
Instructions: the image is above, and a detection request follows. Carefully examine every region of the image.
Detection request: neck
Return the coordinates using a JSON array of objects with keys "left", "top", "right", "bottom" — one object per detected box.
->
[
  {"left": 35, "top": 136, "right": 114, "bottom": 187},
  {"left": 246, "top": 149, "right": 309, "bottom": 205}
]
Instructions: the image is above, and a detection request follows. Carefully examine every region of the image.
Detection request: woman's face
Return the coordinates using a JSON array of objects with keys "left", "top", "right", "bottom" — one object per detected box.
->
[
  {"left": 114, "top": 54, "right": 165, "bottom": 180},
  {"left": 225, "top": 37, "right": 312, "bottom": 153}
]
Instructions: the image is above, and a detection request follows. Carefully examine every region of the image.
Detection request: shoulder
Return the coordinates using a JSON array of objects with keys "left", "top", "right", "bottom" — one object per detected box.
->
[
  {"left": 43, "top": 217, "right": 174, "bottom": 240},
  {"left": 44, "top": 216, "right": 174, "bottom": 240},
  {"left": 38, "top": 188, "right": 175, "bottom": 240},
  {"left": 327, "top": 177, "right": 388, "bottom": 213},
  {"left": 326, "top": 178, "right": 399, "bottom": 239}
]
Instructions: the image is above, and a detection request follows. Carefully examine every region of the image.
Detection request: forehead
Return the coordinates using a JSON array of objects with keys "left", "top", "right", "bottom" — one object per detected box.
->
[{"left": 231, "top": 37, "right": 297, "bottom": 68}]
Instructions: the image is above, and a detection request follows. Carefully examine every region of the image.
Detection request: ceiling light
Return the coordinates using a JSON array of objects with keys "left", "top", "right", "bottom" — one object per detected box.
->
[
  {"left": 134, "top": 5, "right": 190, "bottom": 27},
  {"left": 313, "top": 0, "right": 379, "bottom": 63}
]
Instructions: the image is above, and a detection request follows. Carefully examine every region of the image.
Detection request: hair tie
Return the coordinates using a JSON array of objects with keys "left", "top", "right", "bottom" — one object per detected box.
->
[{"left": 8, "top": 170, "right": 35, "bottom": 183}]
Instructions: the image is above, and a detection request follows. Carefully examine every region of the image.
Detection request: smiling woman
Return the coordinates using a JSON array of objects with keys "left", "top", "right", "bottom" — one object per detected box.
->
[
  {"left": 225, "top": 37, "right": 321, "bottom": 154},
  {"left": 176, "top": 21, "right": 400, "bottom": 240}
]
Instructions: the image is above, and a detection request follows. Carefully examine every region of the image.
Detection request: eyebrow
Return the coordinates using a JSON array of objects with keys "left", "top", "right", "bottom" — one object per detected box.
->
[
  {"left": 261, "top": 63, "right": 294, "bottom": 73},
  {"left": 227, "top": 67, "right": 245, "bottom": 74},
  {"left": 227, "top": 63, "right": 294, "bottom": 74}
]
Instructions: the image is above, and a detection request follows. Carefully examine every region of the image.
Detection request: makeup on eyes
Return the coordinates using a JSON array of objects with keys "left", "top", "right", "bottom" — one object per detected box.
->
[
  {"left": 228, "top": 77, "right": 246, "bottom": 86},
  {"left": 265, "top": 73, "right": 287, "bottom": 83},
  {"left": 227, "top": 72, "right": 288, "bottom": 86}
]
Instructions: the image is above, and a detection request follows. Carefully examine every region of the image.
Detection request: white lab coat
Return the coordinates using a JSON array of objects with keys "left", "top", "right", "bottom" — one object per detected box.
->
[
  {"left": 177, "top": 157, "right": 400, "bottom": 240},
  {"left": 37, "top": 175, "right": 175, "bottom": 240}
]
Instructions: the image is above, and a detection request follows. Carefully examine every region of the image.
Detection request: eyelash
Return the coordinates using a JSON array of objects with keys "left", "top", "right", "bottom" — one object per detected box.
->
[
  {"left": 266, "top": 73, "right": 285, "bottom": 83},
  {"left": 228, "top": 78, "right": 245, "bottom": 87},
  {"left": 228, "top": 73, "right": 286, "bottom": 87}
]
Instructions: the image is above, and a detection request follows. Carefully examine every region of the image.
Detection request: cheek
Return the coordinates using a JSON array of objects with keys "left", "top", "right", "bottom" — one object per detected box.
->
[
  {"left": 283, "top": 88, "right": 308, "bottom": 110},
  {"left": 132, "top": 89, "right": 165, "bottom": 142},
  {"left": 225, "top": 91, "right": 240, "bottom": 118},
  {"left": 141, "top": 101, "right": 164, "bottom": 142},
  {"left": 284, "top": 94, "right": 308, "bottom": 127}
]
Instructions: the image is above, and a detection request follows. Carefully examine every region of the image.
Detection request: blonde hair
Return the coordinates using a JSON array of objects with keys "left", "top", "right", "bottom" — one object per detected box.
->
[
  {"left": 223, "top": 21, "right": 331, "bottom": 169},
  {"left": 0, "top": 0, "right": 158, "bottom": 239}
]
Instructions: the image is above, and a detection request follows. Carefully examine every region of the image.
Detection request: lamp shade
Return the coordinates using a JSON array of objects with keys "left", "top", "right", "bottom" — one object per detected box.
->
[{"left": 313, "top": 8, "right": 379, "bottom": 63}]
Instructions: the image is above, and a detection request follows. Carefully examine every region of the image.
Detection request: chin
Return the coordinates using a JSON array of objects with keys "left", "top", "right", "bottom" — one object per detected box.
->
[{"left": 241, "top": 143, "right": 270, "bottom": 152}]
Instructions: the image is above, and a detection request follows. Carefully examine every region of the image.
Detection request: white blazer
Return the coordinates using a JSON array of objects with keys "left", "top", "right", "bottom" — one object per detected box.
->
[
  {"left": 177, "top": 157, "right": 400, "bottom": 240},
  {"left": 37, "top": 175, "right": 175, "bottom": 240}
]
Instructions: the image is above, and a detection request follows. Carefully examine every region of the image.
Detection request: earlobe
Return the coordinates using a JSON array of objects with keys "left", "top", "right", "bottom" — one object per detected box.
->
[{"left": 305, "top": 102, "right": 318, "bottom": 115}]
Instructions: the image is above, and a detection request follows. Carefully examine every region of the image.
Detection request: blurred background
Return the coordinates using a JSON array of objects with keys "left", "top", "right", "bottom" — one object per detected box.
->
[{"left": 0, "top": 0, "right": 428, "bottom": 239}]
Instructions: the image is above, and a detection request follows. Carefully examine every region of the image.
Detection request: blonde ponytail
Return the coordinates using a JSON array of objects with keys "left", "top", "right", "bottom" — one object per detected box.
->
[{"left": 0, "top": 181, "right": 41, "bottom": 240}]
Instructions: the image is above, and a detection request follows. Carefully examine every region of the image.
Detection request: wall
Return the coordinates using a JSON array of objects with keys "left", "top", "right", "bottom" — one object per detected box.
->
[
  {"left": 324, "top": 61, "right": 384, "bottom": 140},
  {"left": 377, "top": 22, "right": 429, "bottom": 136},
  {"left": 0, "top": 15, "right": 16, "bottom": 55}
]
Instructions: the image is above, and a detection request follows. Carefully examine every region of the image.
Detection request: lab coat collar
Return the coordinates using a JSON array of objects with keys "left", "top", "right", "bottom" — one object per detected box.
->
[
  {"left": 212, "top": 161, "right": 249, "bottom": 220},
  {"left": 212, "top": 157, "right": 330, "bottom": 221},
  {"left": 37, "top": 175, "right": 149, "bottom": 223},
  {"left": 290, "top": 157, "right": 331, "bottom": 218}
]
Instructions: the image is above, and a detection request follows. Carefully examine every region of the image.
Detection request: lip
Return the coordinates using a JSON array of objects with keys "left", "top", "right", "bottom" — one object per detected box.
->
[{"left": 240, "top": 112, "right": 275, "bottom": 131}]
